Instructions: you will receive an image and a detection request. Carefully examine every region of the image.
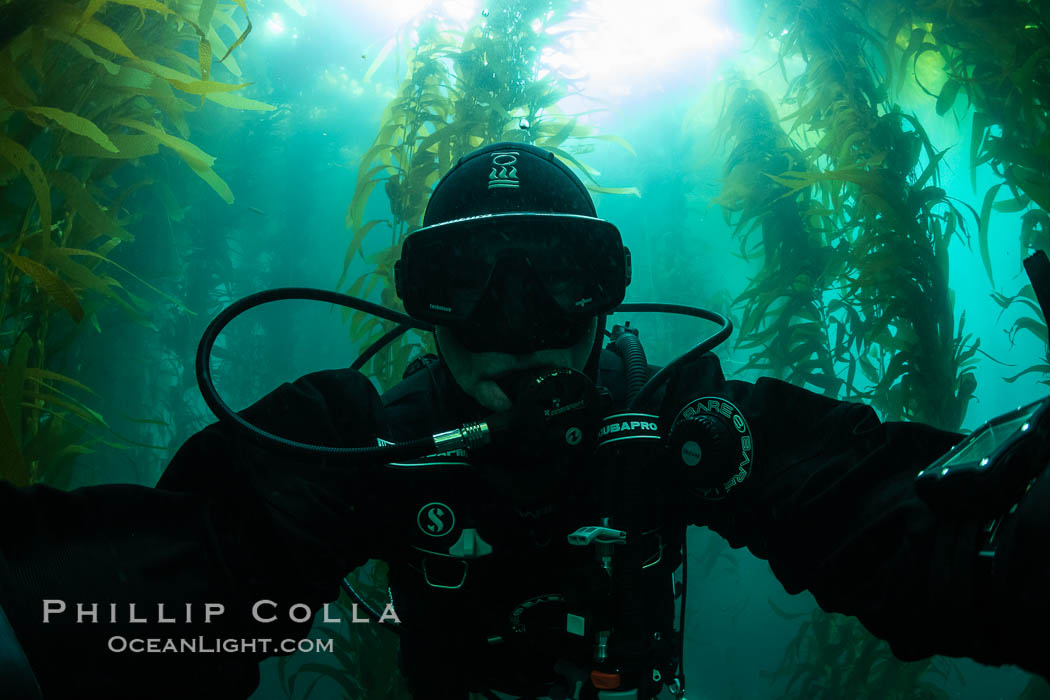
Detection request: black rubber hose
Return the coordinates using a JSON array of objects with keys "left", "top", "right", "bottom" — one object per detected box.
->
[
  {"left": 196, "top": 287, "right": 436, "bottom": 463},
  {"left": 196, "top": 291, "right": 730, "bottom": 463},
  {"left": 614, "top": 330, "right": 650, "bottom": 405},
  {"left": 618, "top": 304, "right": 733, "bottom": 411}
]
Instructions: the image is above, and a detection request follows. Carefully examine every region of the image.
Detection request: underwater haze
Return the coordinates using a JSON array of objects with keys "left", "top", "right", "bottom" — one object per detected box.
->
[{"left": 2, "top": 0, "right": 1049, "bottom": 698}]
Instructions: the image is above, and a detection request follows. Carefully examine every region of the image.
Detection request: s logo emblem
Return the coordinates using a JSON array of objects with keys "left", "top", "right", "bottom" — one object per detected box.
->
[{"left": 417, "top": 502, "right": 455, "bottom": 537}]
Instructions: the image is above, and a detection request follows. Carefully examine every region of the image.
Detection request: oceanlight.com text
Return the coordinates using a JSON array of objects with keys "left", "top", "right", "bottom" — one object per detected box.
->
[{"left": 107, "top": 636, "right": 335, "bottom": 654}]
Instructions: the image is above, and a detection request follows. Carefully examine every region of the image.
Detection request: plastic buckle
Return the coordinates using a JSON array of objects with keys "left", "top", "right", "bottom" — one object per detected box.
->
[
  {"left": 421, "top": 557, "right": 469, "bottom": 590},
  {"left": 568, "top": 526, "right": 626, "bottom": 546}
]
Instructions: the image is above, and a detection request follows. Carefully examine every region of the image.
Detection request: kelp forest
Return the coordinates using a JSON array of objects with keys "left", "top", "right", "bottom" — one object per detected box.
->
[
  {"left": 1, "top": 0, "right": 1049, "bottom": 698},
  {"left": 713, "top": 0, "right": 1050, "bottom": 697}
]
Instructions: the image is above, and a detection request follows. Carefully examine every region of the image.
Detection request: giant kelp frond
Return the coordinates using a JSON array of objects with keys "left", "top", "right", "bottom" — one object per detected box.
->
[
  {"left": 748, "top": 0, "right": 977, "bottom": 430},
  {"left": 873, "top": 0, "right": 1050, "bottom": 389},
  {"left": 722, "top": 1, "right": 978, "bottom": 696},
  {"left": 714, "top": 76, "right": 845, "bottom": 396},
  {"left": 0, "top": 0, "right": 266, "bottom": 486}
]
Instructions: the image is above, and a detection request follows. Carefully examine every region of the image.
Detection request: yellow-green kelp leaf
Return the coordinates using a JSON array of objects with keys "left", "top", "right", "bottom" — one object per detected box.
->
[
  {"left": 54, "top": 247, "right": 193, "bottom": 313},
  {"left": 212, "top": 5, "right": 242, "bottom": 38},
  {"left": 43, "top": 250, "right": 144, "bottom": 317},
  {"left": 345, "top": 165, "right": 388, "bottom": 230},
  {"left": 50, "top": 7, "right": 138, "bottom": 60},
  {"left": 81, "top": 0, "right": 107, "bottom": 22},
  {"left": 24, "top": 368, "right": 97, "bottom": 396},
  {"left": 198, "top": 37, "right": 212, "bottom": 81},
  {"left": 111, "top": 117, "right": 214, "bottom": 167},
  {"left": 218, "top": 16, "right": 251, "bottom": 65},
  {"left": 339, "top": 219, "right": 387, "bottom": 287},
  {"left": 148, "top": 47, "right": 203, "bottom": 78},
  {"left": 4, "top": 253, "right": 85, "bottom": 322},
  {"left": 44, "top": 28, "right": 119, "bottom": 74},
  {"left": 83, "top": 0, "right": 172, "bottom": 22},
  {"left": 0, "top": 48, "right": 37, "bottom": 104},
  {"left": 205, "top": 91, "right": 274, "bottom": 111},
  {"left": 198, "top": 0, "right": 218, "bottom": 27},
  {"left": 114, "top": 0, "right": 172, "bottom": 17},
  {"left": 167, "top": 78, "right": 251, "bottom": 95},
  {"left": 29, "top": 392, "right": 109, "bottom": 429},
  {"left": 548, "top": 147, "right": 601, "bottom": 182},
  {"left": 978, "top": 182, "right": 1003, "bottom": 288},
  {"left": 59, "top": 133, "right": 160, "bottom": 160},
  {"left": 187, "top": 160, "right": 233, "bottom": 203},
  {"left": 0, "top": 137, "right": 51, "bottom": 242},
  {"left": 131, "top": 58, "right": 217, "bottom": 91},
  {"left": 579, "top": 133, "right": 637, "bottom": 156},
  {"left": 50, "top": 171, "right": 134, "bottom": 243},
  {"left": 202, "top": 23, "right": 241, "bottom": 75},
  {"left": 22, "top": 106, "right": 118, "bottom": 152},
  {"left": 586, "top": 185, "right": 641, "bottom": 197}
]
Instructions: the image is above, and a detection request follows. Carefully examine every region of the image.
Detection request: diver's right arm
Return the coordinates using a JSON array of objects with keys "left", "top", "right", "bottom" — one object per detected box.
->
[{"left": 0, "top": 368, "right": 385, "bottom": 699}]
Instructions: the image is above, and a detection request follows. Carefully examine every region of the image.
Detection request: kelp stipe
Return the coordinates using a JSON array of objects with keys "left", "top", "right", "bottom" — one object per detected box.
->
[{"left": 0, "top": 0, "right": 265, "bottom": 487}]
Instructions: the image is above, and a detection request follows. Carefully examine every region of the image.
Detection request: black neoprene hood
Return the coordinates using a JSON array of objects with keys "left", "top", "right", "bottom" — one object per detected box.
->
[
  {"left": 413, "top": 141, "right": 617, "bottom": 377},
  {"left": 422, "top": 141, "right": 598, "bottom": 225}
]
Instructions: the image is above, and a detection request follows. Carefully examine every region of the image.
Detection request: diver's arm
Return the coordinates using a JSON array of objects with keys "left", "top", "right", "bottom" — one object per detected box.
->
[
  {"left": 0, "top": 368, "right": 385, "bottom": 699},
  {"left": 658, "top": 353, "right": 1049, "bottom": 680}
]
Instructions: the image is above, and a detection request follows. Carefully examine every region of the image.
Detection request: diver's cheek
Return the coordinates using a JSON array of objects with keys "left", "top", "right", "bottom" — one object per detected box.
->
[{"left": 474, "top": 380, "right": 513, "bottom": 413}]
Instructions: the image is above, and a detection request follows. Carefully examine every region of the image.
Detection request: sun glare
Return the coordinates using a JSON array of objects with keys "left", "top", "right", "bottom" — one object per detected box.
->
[
  {"left": 342, "top": 0, "right": 734, "bottom": 97},
  {"left": 544, "top": 0, "right": 737, "bottom": 95},
  {"left": 353, "top": 0, "right": 479, "bottom": 29},
  {"left": 265, "top": 12, "right": 286, "bottom": 36}
]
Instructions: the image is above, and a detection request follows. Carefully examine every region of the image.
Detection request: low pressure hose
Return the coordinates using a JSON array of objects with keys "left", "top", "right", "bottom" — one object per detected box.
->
[
  {"left": 613, "top": 325, "right": 650, "bottom": 405},
  {"left": 196, "top": 287, "right": 468, "bottom": 465}
]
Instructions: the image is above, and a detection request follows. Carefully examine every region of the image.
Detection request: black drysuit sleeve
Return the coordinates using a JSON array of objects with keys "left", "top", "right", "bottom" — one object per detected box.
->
[
  {"left": 0, "top": 368, "right": 384, "bottom": 699},
  {"left": 657, "top": 353, "right": 1050, "bottom": 680}
]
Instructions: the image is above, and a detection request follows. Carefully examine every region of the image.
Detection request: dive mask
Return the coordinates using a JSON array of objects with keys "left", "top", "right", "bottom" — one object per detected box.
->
[{"left": 395, "top": 212, "right": 631, "bottom": 352}]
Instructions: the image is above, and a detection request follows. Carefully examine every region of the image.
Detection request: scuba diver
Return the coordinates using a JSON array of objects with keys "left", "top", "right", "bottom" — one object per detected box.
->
[{"left": 1, "top": 141, "right": 1049, "bottom": 699}]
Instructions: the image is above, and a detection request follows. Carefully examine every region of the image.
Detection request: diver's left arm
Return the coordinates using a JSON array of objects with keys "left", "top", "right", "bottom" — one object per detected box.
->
[{"left": 657, "top": 353, "right": 1049, "bottom": 680}]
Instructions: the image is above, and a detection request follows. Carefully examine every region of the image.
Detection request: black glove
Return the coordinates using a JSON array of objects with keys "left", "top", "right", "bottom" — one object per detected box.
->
[
  {"left": 978, "top": 464, "right": 1050, "bottom": 680},
  {"left": 158, "top": 367, "right": 387, "bottom": 607}
]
